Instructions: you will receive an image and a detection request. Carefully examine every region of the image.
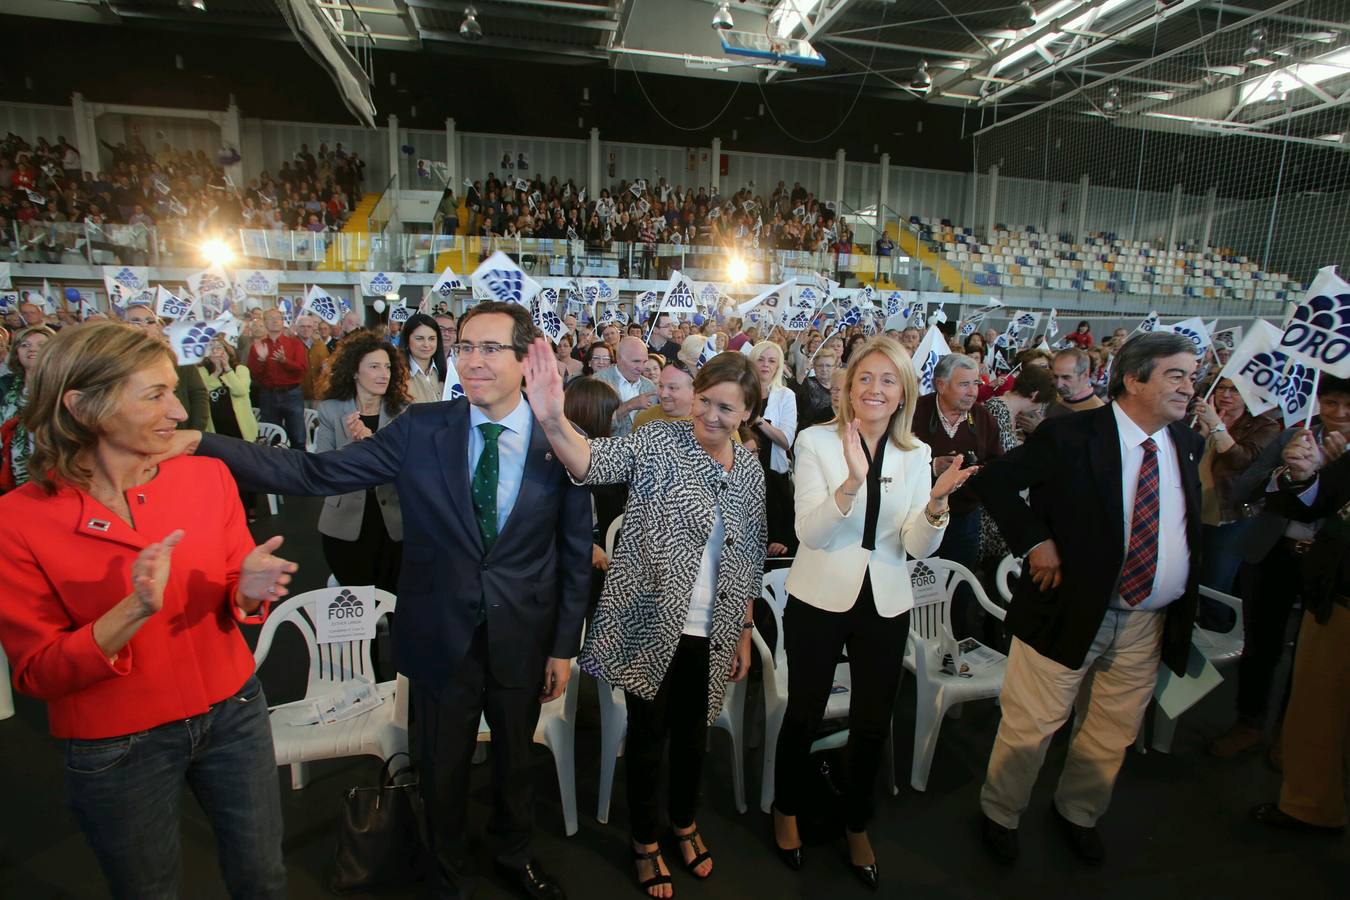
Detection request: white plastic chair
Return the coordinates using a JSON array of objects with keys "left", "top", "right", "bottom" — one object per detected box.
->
[
  {"left": 595, "top": 516, "right": 748, "bottom": 821},
  {"left": 475, "top": 655, "right": 581, "bottom": 836},
  {"left": 903, "top": 558, "right": 1008, "bottom": 792},
  {"left": 994, "top": 554, "right": 1021, "bottom": 606},
  {"left": 304, "top": 408, "right": 320, "bottom": 451},
  {"left": 253, "top": 423, "right": 289, "bottom": 514},
  {"left": 756, "top": 564, "right": 896, "bottom": 812},
  {"left": 253, "top": 587, "right": 409, "bottom": 790}
]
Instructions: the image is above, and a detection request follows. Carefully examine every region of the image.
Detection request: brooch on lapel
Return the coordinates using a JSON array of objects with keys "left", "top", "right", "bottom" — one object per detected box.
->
[{"left": 86, "top": 518, "right": 111, "bottom": 532}]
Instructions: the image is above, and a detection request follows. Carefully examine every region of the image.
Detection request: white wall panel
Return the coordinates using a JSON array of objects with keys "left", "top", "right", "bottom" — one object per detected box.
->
[
  {"left": 252, "top": 119, "right": 388, "bottom": 192},
  {"left": 601, "top": 141, "right": 689, "bottom": 194},
  {"left": 461, "top": 133, "right": 588, "bottom": 188},
  {"left": 0, "top": 103, "right": 74, "bottom": 147}
]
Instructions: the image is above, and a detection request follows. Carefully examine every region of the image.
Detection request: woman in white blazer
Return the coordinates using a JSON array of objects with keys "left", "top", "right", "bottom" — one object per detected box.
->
[
  {"left": 771, "top": 336, "right": 975, "bottom": 891},
  {"left": 748, "top": 340, "right": 798, "bottom": 555}
]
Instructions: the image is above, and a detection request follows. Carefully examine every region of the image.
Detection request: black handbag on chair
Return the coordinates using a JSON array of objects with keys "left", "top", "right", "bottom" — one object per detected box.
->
[{"left": 330, "top": 751, "right": 424, "bottom": 893}]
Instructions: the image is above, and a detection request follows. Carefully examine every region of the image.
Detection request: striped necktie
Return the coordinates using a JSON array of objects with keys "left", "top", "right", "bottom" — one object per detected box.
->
[
  {"left": 471, "top": 423, "right": 506, "bottom": 552},
  {"left": 1118, "top": 437, "right": 1160, "bottom": 607}
]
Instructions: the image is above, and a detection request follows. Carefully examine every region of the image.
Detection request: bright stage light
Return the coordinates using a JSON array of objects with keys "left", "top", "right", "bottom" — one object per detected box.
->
[
  {"left": 200, "top": 238, "right": 235, "bottom": 267},
  {"left": 727, "top": 256, "right": 750, "bottom": 283}
]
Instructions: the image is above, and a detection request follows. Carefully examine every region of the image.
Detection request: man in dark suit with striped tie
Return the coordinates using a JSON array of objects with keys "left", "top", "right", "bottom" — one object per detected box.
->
[{"left": 969, "top": 332, "right": 1205, "bottom": 866}]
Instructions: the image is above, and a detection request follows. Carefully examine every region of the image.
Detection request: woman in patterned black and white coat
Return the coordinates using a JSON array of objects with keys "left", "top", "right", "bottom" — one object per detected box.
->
[{"left": 525, "top": 341, "right": 766, "bottom": 899}]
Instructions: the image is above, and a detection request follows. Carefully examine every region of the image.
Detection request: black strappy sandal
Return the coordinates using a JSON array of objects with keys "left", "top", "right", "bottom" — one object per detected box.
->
[
  {"left": 632, "top": 845, "right": 673, "bottom": 896},
  {"left": 670, "top": 828, "right": 713, "bottom": 879}
]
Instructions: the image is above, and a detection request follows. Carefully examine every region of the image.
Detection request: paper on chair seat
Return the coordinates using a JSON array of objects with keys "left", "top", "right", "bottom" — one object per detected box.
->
[
  {"left": 270, "top": 680, "right": 384, "bottom": 727},
  {"left": 1153, "top": 640, "right": 1223, "bottom": 720}
]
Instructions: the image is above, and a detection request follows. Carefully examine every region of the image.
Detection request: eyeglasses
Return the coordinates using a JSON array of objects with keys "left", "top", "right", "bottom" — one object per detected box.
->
[{"left": 452, "top": 341, "right": 512, "bottom": 358}]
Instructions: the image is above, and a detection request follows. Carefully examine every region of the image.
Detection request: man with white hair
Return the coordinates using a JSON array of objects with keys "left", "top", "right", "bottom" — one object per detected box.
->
[
  {"left": 594, "top": 336, "right": 656, "bottom": 437},
  {"left": 329, "top": 309, "right": 363, "bottom": 351},
  {"left": 293, "top": 314, "right": 330, "bottom": 408}
]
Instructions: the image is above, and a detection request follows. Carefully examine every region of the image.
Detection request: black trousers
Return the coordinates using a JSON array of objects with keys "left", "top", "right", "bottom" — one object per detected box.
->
[
  {"left": 1236, "top": 540, "right": 1303, "bottom": 723},
  {"left": 624, "top": 634, "right": 711, "bottom": 844},
  {"left": 774, "top": 575, "right": 909, "bottom": 833},
  {"left": 411, "top": 626, "right": 542, "bottom": 892}
]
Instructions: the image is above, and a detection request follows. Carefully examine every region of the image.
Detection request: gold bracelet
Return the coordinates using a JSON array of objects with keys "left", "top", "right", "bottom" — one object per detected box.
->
[{"left": 924, "top": 505, "right": 950, "bottom": 528}]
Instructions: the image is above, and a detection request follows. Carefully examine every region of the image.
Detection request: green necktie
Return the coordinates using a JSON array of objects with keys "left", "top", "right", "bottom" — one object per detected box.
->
[{"left": 471, "top": 422, "right": 506, "bottom": 553}]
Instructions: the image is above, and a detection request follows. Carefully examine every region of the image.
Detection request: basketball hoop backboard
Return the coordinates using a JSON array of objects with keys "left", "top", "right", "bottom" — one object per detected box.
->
[{"left": 720, "top": 31, "right": 827, "bottom": 68}]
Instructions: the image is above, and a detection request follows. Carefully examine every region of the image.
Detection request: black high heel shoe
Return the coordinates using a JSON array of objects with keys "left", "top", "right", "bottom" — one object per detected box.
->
[
  {"left": 846, "top": 832, "right": 879, "bottom": 892},
  {"left": 770, "top": 808, "right": 804, "bottom": 871}
]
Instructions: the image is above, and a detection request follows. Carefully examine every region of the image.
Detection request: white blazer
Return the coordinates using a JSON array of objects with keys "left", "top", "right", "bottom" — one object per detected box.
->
[
  {"left": 762, "top": 386, "right": 797, "bottom": 474},
  {"left": 785, "top": 423, "right": 946, "bottom": 617}
]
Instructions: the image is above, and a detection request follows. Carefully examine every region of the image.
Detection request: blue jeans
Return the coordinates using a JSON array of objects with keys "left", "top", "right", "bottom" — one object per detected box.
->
[
  {"left": 259, "top": 385, "right": 307, "bottom": 450},
  {"left": 64, "top": 675, "right": 286, "bottom": 900}
]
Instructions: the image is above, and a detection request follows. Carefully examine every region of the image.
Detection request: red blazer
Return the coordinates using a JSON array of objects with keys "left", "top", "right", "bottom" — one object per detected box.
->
[{"left": 0, "top": 457, "right": 268, "bottom": 739}]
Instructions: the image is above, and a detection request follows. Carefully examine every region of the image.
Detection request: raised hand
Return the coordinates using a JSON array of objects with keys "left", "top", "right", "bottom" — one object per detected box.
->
[
  {"left": 130, "top": 530, "right": 185, "bottom": 618},
  {"left": 931, "top": 454, "right": 976, "bottom": 500},
  {"left": 523, "top": 337, "right": 565, "bottom": 425},
  {"left": 842, "top": 419, "right": 869, "bottom": 488},
  {"left": 343, "top": 410, "right": 373, "bottom": 442},
  {"left": 1324, "top": 430, "right": 1347, "bottom": 463},
  {"left": 238, "top": 535, "right": 298, "bottom": 604}
]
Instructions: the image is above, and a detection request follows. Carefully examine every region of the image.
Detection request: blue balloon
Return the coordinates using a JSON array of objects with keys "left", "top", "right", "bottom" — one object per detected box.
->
[
  {"left": 64, "top": 287, "right": 81, "bottom": 301},
  {"left": 692, "top": 313, "right": 705, "bottom": 326}
]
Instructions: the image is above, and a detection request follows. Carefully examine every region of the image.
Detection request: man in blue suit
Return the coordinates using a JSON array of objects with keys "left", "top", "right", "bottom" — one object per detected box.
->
[{"left": 177, "top": 301, "right": 590, "bottom": 899}]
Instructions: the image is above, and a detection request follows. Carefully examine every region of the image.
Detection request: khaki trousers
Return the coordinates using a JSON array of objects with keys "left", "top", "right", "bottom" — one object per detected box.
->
[
  {"left": 1279, "top": 604, "right": 1350, "bottom": 828},
  {"left": 981, "top": 608, "right": 1164, "bottom": 829}
]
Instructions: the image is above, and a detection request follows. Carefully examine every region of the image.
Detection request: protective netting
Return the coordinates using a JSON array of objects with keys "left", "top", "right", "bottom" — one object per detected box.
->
[{"left": 967, "top": 0, "right": 1349, "bottom": 311}]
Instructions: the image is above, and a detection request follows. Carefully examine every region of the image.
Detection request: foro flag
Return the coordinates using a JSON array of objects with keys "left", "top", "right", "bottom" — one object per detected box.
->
[
  {"left": 1277, "top": 265, "right": 1350, "bottom": 379},
  {"left": 301, "top": 285, "right": 342, "bottom": 325},
  {"left": 165, "top": 316, "right": 232, "bottom": 365},
  {"left": 1168, "top": 317, "right": 1212, "bottom": 358},
  {"left": 912, "top": 324, "right": 952, "bottom": 396},
  {"left": 1222, "top": 319, "right": 1317, "bottom": 426},
  {"left": 658, "top": 270, "right": 698, "bottom": 317},
  {"left": 470, "top": 251, "right": 541, "bottom": 307},
  {"left": 735, "top": 281, "right": 791, "bottom": 321}
]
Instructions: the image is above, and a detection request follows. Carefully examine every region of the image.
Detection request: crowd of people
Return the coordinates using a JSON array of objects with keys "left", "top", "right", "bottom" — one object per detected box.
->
[
  {"left": 0, "top": 293, "right": 1344, "bottom": 900},
  {"left": 452, "top": 172, "right": 861, "bottom": 273},
  {"left": 0, "top": 130, "right": 365, "bottom": 266}
]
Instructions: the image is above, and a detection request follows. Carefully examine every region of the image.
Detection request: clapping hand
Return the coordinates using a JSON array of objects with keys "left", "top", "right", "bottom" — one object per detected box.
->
[
  {"left": 271, "top": 345, "right": 287, "bottom": 363},
  {"left": 130, "top": 529, "right": 185, "bottom": 618},
  {"left": 238, "top": 535, "right": 298, "bottom": 605},
  {"left": 523, "top": 338, "right": 566, "bottom": 424},
  {"left": 841, "top": 419, "right": 869, "bottom": 487},
  {"left": 1324, "top": 430, "right": 1347, "bottom": 463}
]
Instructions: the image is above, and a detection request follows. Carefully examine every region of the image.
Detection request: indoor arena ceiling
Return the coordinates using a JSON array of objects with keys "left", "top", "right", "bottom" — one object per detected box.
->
[{"left": 7, "top": 1, "right": 1348, "bottom": 145}]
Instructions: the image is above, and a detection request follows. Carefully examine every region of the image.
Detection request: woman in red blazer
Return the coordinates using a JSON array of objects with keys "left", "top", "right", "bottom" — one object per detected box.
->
[{"left": 0, "top": 322, "right": 297, "bottom": 899}]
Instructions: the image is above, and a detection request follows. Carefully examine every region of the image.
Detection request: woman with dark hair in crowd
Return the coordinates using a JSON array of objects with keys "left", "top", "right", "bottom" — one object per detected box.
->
[
  {"left": 557, "top": 333, "right": 584, "bottom": 383},
  {"left": 399, "top": 312, "right": 447, "bottom": 405},
  {"left": 524, "top": 346, "right": 766, "bottom": 898},
  {"left": 1065, "top": 319, "right": 1093, "bottom": 349},
  {"left": 0, "top": 321, "right": 295, "bottom": 898},
  {"left": 584, "top": 341, "right": 613, "bottom": 376},
  {"left": 564, "top": 376, "right": 625, "bottom": 607},
  {"left": 315, "top": 331, "right": 409, "bottom": 591},
  {"left": 0, "top": 323, "right": 56, "bottom": 491},
  {"left": 963, "top": 331, "right": 987, "bottom": 358},
  {"left": 842, "top": 332, "right": 867, "bottom": 364}
]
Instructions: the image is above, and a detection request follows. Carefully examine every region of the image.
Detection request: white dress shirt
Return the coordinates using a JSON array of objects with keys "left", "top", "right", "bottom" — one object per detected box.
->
[
  {"left": 467, "top": 394, "right": 533, "bottom": 534},
  {"left": 1111, "top": 402, "right": 1190, "bottom": 611}
]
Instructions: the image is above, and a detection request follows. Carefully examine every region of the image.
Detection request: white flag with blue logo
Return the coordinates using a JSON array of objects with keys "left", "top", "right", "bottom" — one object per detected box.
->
[
  {"left": 40, "top": 279, "right": 58, "bottom": 314},
  {"left": 598, "top": 304, "right": 628, "bottom": 326},
  {"left": 103, "top": 265, "right": 150, "bottom": 303},
  {"left": 698, "top": 334, "right": 723, "bottom": 368},
  {"left": 1222, "top": 319, "right": 1315, "bottom": 425},
  {"left": 165, "top": 315, "right": 231, "bottom": 365},
  {"left": 912, "top": 325, "right": 951, "bottom": 396},
  {"left": 1277, "top": 266, "right": 1350, "bottom": 379},
  {"left": 359, "top": 271, "right": 407, "bottom": 298},
  {"left": 793, "top": 282, "right": 826, "bottom": 312},
  {"left": 187, "top": 266, "right": 231, "bottom": 302},
  {"left": 931, "top": 303, "right": 948, "bottom": 326},
  {"left": 78, "top": 291, "right": 99, "bottom": 320},
  {"left": 882, "top": 291, "right": 905, "bottom": 318},
  {"left": 470, "top": 251, "right": 541, "bottom": 307},
  {"left": 533, "top": 289, "right": 565, "bottom": 344},
  {"left": 735, "top": 281, "right": 791, "bottom": 321},
  {"left": 1133, "top": 310, "right": 1161, "bottom": 335},
  {"left": 388, "top": 303, "right": 413, "bottom": 326},
  {"left": 441, "top": 356, "right": 465, "bottom": 402},
  {"left": 1168, "top": 317, "right": 1212, "bottom": 358},
  {"left": 633, "top": 290, "right": 658, "bottom": 323},
  {"left": 1046, "top": 308, "right": 1059, "bottom": 339},
  {"left": 235, "top": 269, "right": 279, "bottom": 296},
  {"left": 905, "top": 298, "right": 926, "bottom": 331},
  {"left": 302, "top": 285, "right": 343, "bottom": 325},
  {"left": 659, "top": 271, "right": 699, "bottom": 319},
  {"left": 156, "top": 286, "right": 198, "bottom": 321},
  {"left": 431, "top": 267, "right": 464, "bottom": 299}
]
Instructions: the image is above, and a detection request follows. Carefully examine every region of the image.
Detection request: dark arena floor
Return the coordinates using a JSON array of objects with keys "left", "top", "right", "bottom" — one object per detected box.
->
[{"left": 2, "top": 496, "right": 1346, "bottom": 899}]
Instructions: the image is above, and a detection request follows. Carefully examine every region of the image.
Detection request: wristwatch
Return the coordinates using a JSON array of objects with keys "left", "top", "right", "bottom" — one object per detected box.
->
[
  {"left": 924, "top": 505, "right": 951, "bottom": 528},
  {"left": 1211, "top": 422, "right": 1227, "bottom": 434}
]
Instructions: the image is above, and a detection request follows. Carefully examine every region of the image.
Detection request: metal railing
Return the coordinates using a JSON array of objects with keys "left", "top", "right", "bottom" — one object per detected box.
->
[{"left": 7, "top": 220, "right": 158, "bottom": 267}]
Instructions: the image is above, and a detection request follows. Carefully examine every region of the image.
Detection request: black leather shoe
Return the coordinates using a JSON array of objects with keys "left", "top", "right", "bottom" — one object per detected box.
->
[
  {"left": 1251, "top": 802, "right": 1345, "bottom": 834},
  {"left": 848, "top": 861, "right": 879, "bottom": 892},
  {"left": 774, "top": 842, "right": 804, "bottom": 871},
  {"left": 980, "top": 815, "right": 1019, "bottom": 865},
  {"left": 1051, "top": 806, "right": 1105, "bottom": 865},
  {"left": 496, "top": 858, "right": 566, "bottom": 900}
]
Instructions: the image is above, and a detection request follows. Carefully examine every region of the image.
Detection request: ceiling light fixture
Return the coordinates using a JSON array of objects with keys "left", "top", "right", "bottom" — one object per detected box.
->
[
  {"left": 1007, "top": 2, "right": 1036, "bottom": 30},
  {"left": 711, "top": 3, "right": 734, "bottom": 32},
  {"left": 179, "top": 0, "right": 207, "bottom": 10},
  {"left": 459, "top": 6, "right": 483, "bottom": 41},
  {"left": 911, "top": 59, "right": 931, "bottom": 90}
]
